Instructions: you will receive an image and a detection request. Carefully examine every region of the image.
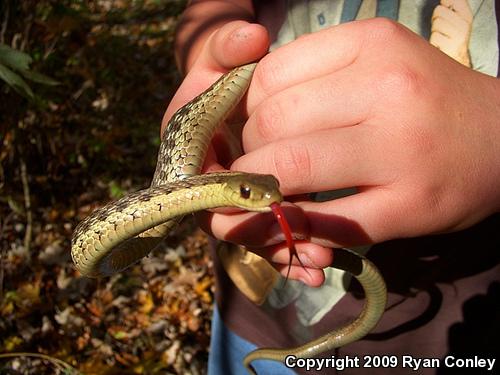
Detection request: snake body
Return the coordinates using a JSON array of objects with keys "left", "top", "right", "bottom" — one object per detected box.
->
[
  {"left": 71, "top": 63, "right": 387, "bottom": 373},
  {"left": 243, "top": 248, "right": 386, "bottom": 374}
]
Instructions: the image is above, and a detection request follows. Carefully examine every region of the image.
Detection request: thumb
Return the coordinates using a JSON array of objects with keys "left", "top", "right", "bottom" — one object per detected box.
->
[
  {"left": 162, "top": 21, "right": 269, "bottom": 131},
  {"left": 198, "top": 20, "right": 269, "bottom": 72}
]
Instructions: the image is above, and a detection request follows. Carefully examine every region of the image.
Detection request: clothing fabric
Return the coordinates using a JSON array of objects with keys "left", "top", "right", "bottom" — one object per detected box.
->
[{"left": 208, "top": 306, "right": 295, "bottom": 374}]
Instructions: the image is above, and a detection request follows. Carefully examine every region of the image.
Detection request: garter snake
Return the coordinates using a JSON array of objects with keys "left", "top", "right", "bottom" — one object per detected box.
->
[{"left": 71, "top": 63, "right": 387, "bottom": 374}]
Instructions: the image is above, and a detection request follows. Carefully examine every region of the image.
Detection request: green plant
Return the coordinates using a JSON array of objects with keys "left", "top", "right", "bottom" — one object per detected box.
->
[{"left": 0, "top": 43, "right": 59, "bottom": 99}]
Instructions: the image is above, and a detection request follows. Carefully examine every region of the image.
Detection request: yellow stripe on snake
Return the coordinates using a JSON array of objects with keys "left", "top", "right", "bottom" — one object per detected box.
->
[{"left": 71, "top": 63, "right": 387, "bottom": 374}]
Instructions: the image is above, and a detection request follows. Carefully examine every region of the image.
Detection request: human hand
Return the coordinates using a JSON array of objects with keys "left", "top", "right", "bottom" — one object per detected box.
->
[
  {"left": 168, "top": 21, "right": 335, "bottom": 286},
  {"left": 430, "top": 0, "right": 473, "bottom": 66},
  {"left": 199, "top": 18, "right": 500, "bottom": 285},
  {"left": 163, "top": 22, "right": 330, "bottom": 284},
  {"left": 161, "top": 21, "right": 269, "bottom": 171}
]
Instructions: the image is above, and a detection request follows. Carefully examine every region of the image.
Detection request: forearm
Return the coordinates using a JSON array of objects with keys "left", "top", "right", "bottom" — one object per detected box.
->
[{"left": 175, "top": 0, "right": 255, "bottom": 74}]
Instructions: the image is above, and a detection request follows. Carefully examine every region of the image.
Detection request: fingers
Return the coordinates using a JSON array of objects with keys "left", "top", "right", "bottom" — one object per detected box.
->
[
  {"left": 246, "top": 21, "right": 364, "bottom": 109},
  {"left": 252, "top": 241, "right": 333, "bottom": 287},
  {"left": 275, "top": 265, "right": 326, "bottom": 287},
  {"left": 431, "top": 14, "right": 466, "bottom": 38},
  {"left": 197, "top": 202, "right": 330, "bottom": 286},
  {"left": 232, "top": 125, "right": 393, "bottom": 196},
  {"left": 197, "top": 202, "right": 331, "bottom": 287},
  {"left": 245, "top": 18, "right": 415, "bottom": 111},
  {"left": 431, "top": 4, "right": 472, "bottom": 36},
  {"left": 430, "top": 2, "right": 472, "bottom": 66},
  {"left": 197, "top": 202, "right": 309, "bottom": 247},
  {"left": 294, "top": 185, "right": 438, "bottom": 247},
  {"left": 242, "top": 64, "right": 376, "bottom": 151},
  {"left": 439, "top": 0, "right": 473, "bottom": 22},
  {"left": 289, "top": 191, "right": 392, "bottom": 247}
]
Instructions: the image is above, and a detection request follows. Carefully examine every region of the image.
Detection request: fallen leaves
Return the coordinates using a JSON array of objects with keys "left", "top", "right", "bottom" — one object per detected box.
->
[
  {"left": 0, "top": 1, "right": 215, "bottom": 373},
  {"left": 1, "top": 220, "right": 213, "bottom": 373},
  {"left": 1, "top": 279, "right": 41, "bottom": 318}
]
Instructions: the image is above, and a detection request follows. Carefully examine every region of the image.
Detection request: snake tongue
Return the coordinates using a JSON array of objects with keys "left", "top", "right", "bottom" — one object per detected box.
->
[{"left": 270, "top": 202, "right": 308, "bottom": 284}]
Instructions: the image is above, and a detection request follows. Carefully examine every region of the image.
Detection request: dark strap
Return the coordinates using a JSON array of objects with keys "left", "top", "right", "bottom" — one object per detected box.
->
[
  {"left": 340, "top": 0, "right": 362, "bottom": 23},
  {"left": 341, "top": 0, "right": 400, "bottom": 23},
  {"left": 376, "top": 0, "right": 400, "bottom": 20}
]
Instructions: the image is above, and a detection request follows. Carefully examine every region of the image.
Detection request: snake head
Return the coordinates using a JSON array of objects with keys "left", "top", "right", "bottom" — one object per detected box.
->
[{"left": 223, "top": 173, "right": 283, "bottom": 212}]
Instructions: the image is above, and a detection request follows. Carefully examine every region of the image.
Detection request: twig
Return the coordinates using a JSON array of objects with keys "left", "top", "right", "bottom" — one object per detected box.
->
[
  {"left": 0, "top": 352, "right": 81, "bottom": 374},
  {"left": 0, "top": 0, "right": 9, "bottom": 45},
  {"left": 19, "top": 13, "right": 32, "bottom": 52},
  {"left": 0, "top": 212, "right": 13, "bottom": 302},
  {"left": 19, "top": 154, "right": 32, "bottom": 257},
  {"left": 43, "top": 35, "right": 60, "bottom": 60}
]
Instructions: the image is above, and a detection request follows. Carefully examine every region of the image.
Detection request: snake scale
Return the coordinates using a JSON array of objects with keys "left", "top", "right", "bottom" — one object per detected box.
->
[{"left": 71, "top": 63, "right": 387, "bottom": 374}]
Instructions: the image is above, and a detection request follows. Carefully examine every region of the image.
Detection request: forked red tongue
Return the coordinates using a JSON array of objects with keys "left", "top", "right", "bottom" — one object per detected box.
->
[{"left": 270, "top": 202, "right": 309, "bottom": 283}]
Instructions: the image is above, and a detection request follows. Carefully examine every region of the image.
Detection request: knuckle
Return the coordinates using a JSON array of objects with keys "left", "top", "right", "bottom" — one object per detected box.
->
[
  {"left": 416, "top": 184, "right": 458, "bottom": 233},
  {"left": 387, "top": 186, "right": 443, "bottom": 238},
  {"left": 272, "top": 142, "right": 313, "bottom": 191},
  {"left": 365, "top": 17, "right": 405, "bottom": 43},
  {"left": 376, "top": 64, "right": 424, "bottom": 99},
  {"left": 409, "top": 171, "right": 455, "bottom": 227},
  {"left": 253, "top": 55, "right": 286, "bottom": 97},
  {"left": 254, "top": 99, "right": 285, "bottom": 143},
  {"left": 432, "top": 5, "right": 448, "bottom": 19},
  {"left": 416, "top": 183, "right": 445, "bottom": 218}
]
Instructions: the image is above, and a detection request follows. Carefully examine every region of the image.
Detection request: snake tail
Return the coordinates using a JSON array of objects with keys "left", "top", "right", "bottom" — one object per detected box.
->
[{"left": 243, "top": 248, "right": 387, "bottom": 374}]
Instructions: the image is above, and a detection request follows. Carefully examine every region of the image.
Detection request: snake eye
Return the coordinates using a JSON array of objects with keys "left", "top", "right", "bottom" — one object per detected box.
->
[{"left": 240, "top": 184, "right": 251, "bottom": 199}]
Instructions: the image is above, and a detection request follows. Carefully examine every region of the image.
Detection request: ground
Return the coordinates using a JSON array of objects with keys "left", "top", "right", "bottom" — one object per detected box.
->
[{"left": 0, "top": 1, "right": 216, "bottom": 373}]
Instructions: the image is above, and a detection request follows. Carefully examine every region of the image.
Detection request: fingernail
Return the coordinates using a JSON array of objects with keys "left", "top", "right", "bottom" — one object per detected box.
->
[
  {"left": 269, "top": 222, "right": 306, "bottom": 243},
  {"left": 299, "top": 253, "right": 318, "bottom": 268},
  {"left": 268, "top": 222, "right": 284, "bottom": 242},
  {"left": 298, "top": 272, "right": 313, "bottom": 285}
]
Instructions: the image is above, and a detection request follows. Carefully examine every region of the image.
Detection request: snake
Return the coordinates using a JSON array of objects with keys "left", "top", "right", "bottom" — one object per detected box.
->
[{"left": 71, "top": 63, "right": 387, "bottom": 374}]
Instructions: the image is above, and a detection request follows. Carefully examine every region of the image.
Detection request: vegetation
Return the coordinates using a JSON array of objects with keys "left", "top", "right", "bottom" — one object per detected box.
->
[{"left": 0, "top": 1, "right": 216, "bottom": 373}]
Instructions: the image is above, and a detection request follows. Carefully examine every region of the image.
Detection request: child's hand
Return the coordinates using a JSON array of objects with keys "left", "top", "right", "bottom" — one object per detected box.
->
[{"left": 200, "top": 18, "right": 500, "bottom": 284}]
